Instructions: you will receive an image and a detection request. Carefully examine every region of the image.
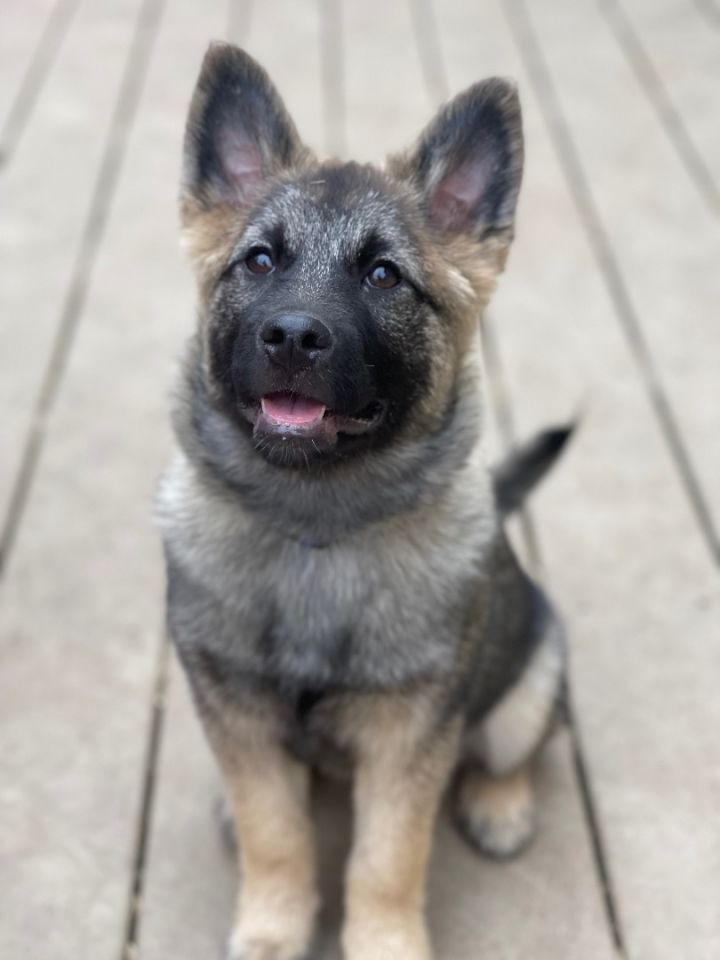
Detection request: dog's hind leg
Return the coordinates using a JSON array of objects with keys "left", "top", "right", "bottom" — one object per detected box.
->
[
  {"left": 456, "top": 613, "right": 565, "bottom": 858},
  {"left": 455, "top": 763, "right": 535, "bottom": 859}
]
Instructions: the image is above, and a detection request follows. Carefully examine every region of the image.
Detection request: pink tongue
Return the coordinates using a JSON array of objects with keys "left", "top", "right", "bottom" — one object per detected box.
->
[{"left": 261, "top": 393, "right": 327, "bottom": 425}]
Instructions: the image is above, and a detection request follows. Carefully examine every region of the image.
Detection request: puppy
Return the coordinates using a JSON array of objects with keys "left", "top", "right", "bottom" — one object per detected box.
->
[{"left": 157, "top": 42, "right": 569, "bottom": 960}]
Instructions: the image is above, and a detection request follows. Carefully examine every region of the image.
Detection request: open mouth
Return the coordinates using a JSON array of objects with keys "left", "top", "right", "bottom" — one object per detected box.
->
[
  {"left": 261, "top": 393, "right": 327, "bottom": 428},
  {"left": 241, "top": 391, "right": 386, "bottom": 443}
]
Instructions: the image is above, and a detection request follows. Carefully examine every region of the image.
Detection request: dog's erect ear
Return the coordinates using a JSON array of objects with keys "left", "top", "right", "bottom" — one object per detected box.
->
[
  {"left": 396, "top": 79, "right": 523, "bottom": 241},
  {"left": 183, "top": 43, "right": 305, "bottom": 209}
]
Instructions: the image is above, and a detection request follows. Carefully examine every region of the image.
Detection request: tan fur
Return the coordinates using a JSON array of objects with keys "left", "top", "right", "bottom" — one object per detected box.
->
[
  {"left": 339, "top": 692, "right": 462, "bottom": 960},
  {"left": 181, "top": 150, "right": 508, "bottom": 453},
  {"left": 405, "top": 229, "right": 511, "bottom": 435},
  {"left": 467, "top": 621, "right": 564, "bottom": 776},
  {"left": 204, "top": 699, "right": 319, "bottom": 958},
  {"left": 456, "top": 764, "right": 535, "bottom": 859},
  {"left": 180, "top": 199, "right": 243, "bottom": 299},
  {"left": 162, "top": 45, "right": 563, "bottom": 960},
  {"left": 203, "top": 684, "right": 465, "bottom": 959},
  {"left": 180, "top": 157, "right": 316, "bottom": 296}
]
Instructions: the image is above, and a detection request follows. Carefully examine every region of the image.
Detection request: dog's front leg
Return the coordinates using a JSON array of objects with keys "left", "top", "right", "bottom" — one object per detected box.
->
[
  {"left": 342, "top": 694, "right": 461, "bottom": 960},
  {"left": 205, "top": 698, "right": 318, "bottom": 960}
]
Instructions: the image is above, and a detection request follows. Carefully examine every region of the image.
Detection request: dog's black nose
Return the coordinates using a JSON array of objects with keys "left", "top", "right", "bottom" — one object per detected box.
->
[{"left": 259, "top": 314, "right": 333, "bottom": 371}]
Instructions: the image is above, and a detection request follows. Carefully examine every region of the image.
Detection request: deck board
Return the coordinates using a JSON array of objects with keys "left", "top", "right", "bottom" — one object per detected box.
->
[
  {"left": 0, "top": 0, "right": 64, "bottom": 151},
  {"left": 604, "top": 0, "right": 720, "bottom": 209},
  {"left": 514, "top": 0, "right": 720, "bottom": 551},
  {"left": 461, "top": 2, "right": 720, "bottom": 957},
  {"left": 342, "top": 0, "right": 425, "bottom": 161},
  {"left": 0, "top": 0, "right": 186, "bottom": 956},
  {"left": 1, "top": 1, "right": 717, "bottom": 957},
  {"left": 0, "top": 0, "right": 149, "bottom": 532},
  {"left": 138, "top": 659, "right": 236, "bottom": 960}
]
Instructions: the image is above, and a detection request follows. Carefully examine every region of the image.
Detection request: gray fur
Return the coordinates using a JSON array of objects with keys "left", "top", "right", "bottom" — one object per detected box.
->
[
  {"left": 158, "top": 331, "right": 497, "bottom": 702},
  {"left": 157, "top": 331, "right": 566, "bottom": 773},
  {"left": 158, "top": 46, "right": 569, "bottom": 908}
]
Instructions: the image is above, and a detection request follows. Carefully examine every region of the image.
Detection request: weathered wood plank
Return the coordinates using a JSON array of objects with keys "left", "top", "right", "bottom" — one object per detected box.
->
[
  {"left": 511, "top": 0, "right": 720, "bottom": 554},
  {"left": 342, "top": 0, "right": 426, "bottom": 163},
  {"left": 0, "top": 1, "right": 189, "bottom": 957},
  {"left": 252, "top": 0, "right": 326, "bottom": 154},
  {"left": 138, "top": 660, "right": 238, "bottom": 960},
  {"left": 0, "top": 0, "right": 63, "bottom": 148},
  {"left": 423, "top": 2, "right": 620, "bottom": 955},
  {"left": 446, "top": 1, "right": 720, "bottom": 957},
  {"left": 603, "top": 0, "right": 720, "bottom": 210},
  {"left": 0, "top": 0, "right": 149, "bottom": 533}
]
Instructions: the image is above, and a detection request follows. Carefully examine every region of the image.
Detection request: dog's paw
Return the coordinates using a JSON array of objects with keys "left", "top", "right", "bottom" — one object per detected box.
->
[
  {"left": 226, "top": 933, "right": 311, "bottom": 960},
  {"left": 226, "top": 900, "right": 317, "bottom": 960},
  {"left": 343, "top": 934, "right": 431, "bottom": 960},
  {"left": 454, "top": 764, "right": 535, "bottom": 860},
  {"left": 342, "top": 913, "right": 431, "bottom": 960}
]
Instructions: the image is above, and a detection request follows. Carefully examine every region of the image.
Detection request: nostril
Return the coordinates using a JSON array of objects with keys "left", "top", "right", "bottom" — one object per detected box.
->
[
  {"left": 301, "top": 331, "right": 320, "bottom": 351},
  {"left": 302, "top": 321, "right": 332, "bottom": 352},
  {"left": 262, "top": 326, "right": 285, "bottom": 346}
]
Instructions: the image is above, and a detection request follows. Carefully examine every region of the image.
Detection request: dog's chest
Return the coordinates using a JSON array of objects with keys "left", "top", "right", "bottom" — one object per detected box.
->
[
  {"left": 235, "top": 534, "right": 471, "bottom": 688},
  {"left": 159, "top": 455, "right": 495, "bottom": 691}
]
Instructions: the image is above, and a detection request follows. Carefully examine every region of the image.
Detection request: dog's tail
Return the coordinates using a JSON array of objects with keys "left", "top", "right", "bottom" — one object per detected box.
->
[{"left": 492, "top": 425, "right": 574, "bottom": 516}]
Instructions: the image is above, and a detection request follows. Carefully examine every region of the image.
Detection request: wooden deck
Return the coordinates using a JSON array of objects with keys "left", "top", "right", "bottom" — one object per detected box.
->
[{"left": 1, "top": 1, "right": 718, "bottom": 958}]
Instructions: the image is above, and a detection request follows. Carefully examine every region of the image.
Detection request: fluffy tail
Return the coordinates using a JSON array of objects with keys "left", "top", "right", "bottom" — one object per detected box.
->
[{"left": 493, "top": 425, "right": 574, "bottom": 516}]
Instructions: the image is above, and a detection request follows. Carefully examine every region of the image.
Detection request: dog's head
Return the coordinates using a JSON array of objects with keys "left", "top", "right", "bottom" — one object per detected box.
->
[{"left": 181, "top": 43, "right": 523, "bottom": 469}]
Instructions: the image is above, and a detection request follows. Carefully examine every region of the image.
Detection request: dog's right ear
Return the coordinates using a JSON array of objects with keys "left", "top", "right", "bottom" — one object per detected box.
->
[{"left": 182, "top": 43, "right": 306, "bottom": 213}]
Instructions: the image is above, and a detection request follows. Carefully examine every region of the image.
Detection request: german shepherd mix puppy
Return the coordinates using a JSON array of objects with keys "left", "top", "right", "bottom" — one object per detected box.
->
[{"left": 157, "top": 43, "right": 570, "bottom": 960}]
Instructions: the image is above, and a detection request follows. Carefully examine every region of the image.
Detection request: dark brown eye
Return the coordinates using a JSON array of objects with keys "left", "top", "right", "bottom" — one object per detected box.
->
[
  {"left": 246, "top": 248, "right": 275, "bottom": 275},
  {"left": 367, "top": 261, "right": 400, "bottom": 289}
]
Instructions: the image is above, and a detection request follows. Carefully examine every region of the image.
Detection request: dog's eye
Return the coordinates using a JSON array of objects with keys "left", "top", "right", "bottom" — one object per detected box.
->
[
  {"left": 245, "top": 248, "right": 275, "bottom": 275},
  {"left": 366, "top": 261, "right": 400, "bottom": 290}
]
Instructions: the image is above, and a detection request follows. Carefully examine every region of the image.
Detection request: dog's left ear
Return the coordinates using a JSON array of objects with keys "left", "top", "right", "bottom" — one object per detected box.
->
[
  {"left": 182, "top": 42, "right": 306, "bottom": 211},
  {"left": 395, "top": 79, "right": 523, "bottom": 243}
]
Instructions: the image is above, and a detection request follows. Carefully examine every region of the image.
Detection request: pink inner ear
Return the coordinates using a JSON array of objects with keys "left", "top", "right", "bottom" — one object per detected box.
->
[
  {"left": 429, "top": 154, "right": 496, "bottom": 232},
  {"left": 219, "top": 126, "right": 264, "bottom": 203}
]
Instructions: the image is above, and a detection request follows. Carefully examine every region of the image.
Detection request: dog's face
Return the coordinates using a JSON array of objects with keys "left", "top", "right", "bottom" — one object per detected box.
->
[{"left": 181, "top": 44, "right": 523, "bottom": 468}]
